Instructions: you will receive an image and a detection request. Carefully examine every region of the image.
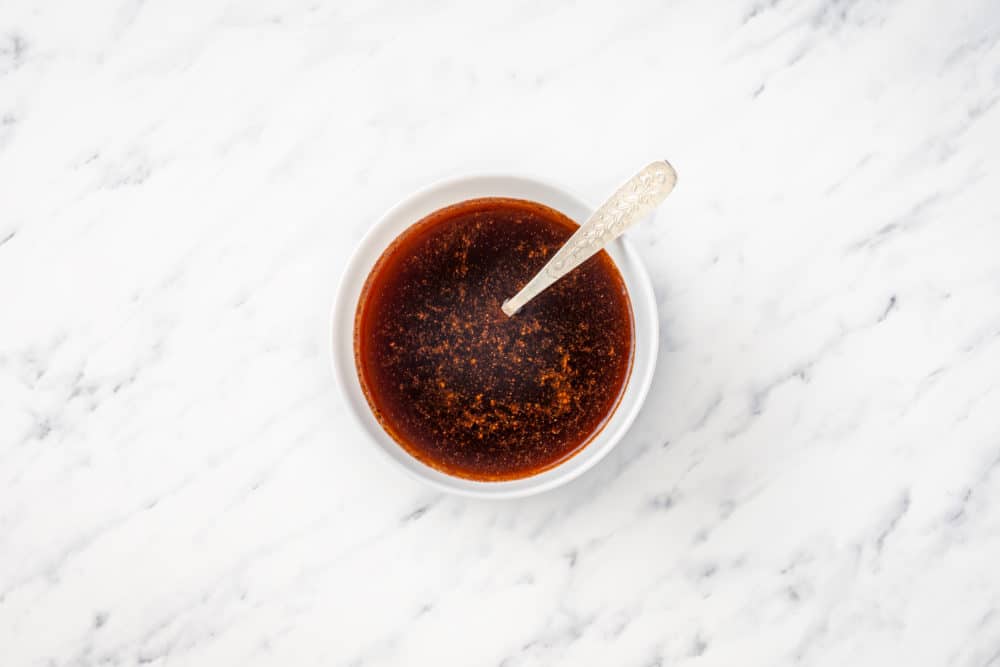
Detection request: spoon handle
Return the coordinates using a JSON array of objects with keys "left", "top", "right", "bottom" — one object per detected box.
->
[{"left": 502, "top": 160, "right": 677, "bottom": 316}]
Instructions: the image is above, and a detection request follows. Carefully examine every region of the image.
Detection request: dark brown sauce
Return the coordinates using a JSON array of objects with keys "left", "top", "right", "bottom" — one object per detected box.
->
[{"left": 354, "top": 197, "right": 634, "bottom": 481}]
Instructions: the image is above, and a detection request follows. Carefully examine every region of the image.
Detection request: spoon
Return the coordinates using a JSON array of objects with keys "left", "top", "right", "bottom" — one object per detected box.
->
[{"left": 501, "top": 160, "right": 678, "bottom": 316}]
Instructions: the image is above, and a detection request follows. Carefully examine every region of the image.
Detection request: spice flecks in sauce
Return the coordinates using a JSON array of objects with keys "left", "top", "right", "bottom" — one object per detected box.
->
[{"left": 354, "top": 198, "right": 634, "bottom": 481}]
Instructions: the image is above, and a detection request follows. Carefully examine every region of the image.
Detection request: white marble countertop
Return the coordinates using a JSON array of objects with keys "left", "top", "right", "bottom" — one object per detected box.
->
[{"left": 3, "top": 1, "right": 1000, "bottom": 665}]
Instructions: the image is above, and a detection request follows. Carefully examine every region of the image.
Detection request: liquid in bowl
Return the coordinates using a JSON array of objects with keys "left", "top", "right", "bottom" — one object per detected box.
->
[{"left": 354, "top": 197, "right": 634, "bottom": 481}]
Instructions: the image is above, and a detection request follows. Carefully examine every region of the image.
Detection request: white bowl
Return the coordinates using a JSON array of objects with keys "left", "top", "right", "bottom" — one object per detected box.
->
[{"left": 331, "top": 174, "right": 658, "bottom": 499}]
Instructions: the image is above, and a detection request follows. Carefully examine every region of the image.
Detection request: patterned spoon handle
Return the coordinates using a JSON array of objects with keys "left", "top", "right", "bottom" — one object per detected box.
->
[{"left": 502, "top": 160, "right": 677, "bottom": 316}]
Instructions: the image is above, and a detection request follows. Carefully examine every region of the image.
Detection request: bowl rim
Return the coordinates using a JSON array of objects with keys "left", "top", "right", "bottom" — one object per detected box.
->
[{"left": 330, "top": 171, "right": 658, "bottom": 499}]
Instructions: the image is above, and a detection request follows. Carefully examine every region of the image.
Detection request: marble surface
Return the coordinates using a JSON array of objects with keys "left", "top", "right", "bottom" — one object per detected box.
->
[{"left": 3, "top": 0, "right": 1000, "bottom": 664}]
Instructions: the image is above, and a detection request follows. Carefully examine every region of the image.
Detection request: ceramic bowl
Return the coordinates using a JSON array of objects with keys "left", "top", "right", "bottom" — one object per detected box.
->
[{"left": 331, "top": 174, "right": 658, "bottom": 499}]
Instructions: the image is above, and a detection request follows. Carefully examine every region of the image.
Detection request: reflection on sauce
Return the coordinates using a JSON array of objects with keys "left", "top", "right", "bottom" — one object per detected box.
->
[{"left": 354, "top": 198, "right": 634, "bottom": 481}]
